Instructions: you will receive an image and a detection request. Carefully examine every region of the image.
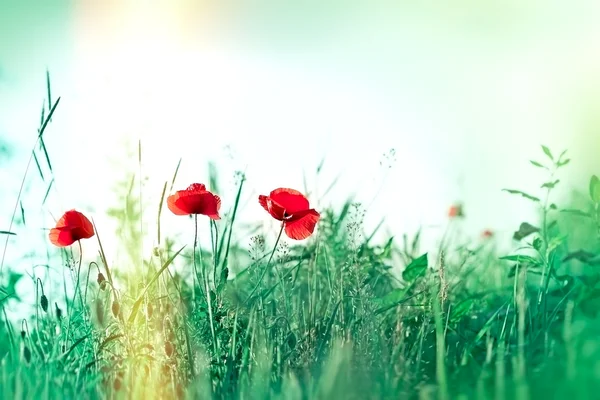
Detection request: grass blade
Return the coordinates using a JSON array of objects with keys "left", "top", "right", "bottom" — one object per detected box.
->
[
  {"left": 169, "top": 158, "right": 182, "bottom": 193},
  {"left": 157, "top": 181, "right": 168, "bottom": 245}
]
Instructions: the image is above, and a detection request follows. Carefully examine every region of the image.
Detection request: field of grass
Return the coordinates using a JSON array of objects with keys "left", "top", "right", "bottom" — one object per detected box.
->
[{"left": 2, "top": 80, "right": 600, "bottom": 400}]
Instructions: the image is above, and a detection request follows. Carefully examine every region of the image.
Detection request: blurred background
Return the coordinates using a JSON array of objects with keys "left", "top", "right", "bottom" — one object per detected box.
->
[{"left": 1, "top": 0, "right": 600, "bottom": 280}]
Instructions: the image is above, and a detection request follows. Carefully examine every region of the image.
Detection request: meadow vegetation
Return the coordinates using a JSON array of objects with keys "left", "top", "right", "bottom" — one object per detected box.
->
[{"left": 1, "top": 78, "right": 600, "bottom": 399}]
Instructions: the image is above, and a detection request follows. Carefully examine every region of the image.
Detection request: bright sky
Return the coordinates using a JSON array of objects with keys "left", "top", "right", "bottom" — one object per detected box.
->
[{"left": 2, "top": 1, "right": 600, "bottom": 292}]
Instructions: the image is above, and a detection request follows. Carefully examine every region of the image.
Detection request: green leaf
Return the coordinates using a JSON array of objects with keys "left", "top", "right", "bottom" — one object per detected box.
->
[
  {"left": 590, "top": 175, "right": 600, "bottom": 203},
  {"left": 541, "top": 179, "right": 559, "bottom": 189},
  {"left": 533, "top": 237, "right": 543, "bottom": 251},
  {"left": 19, "top": 201, "right": 25, "bottom": 226},
  {"left": 557, "top": 149, "right": 568, "bottom": 161},
  {"left": 373, "top": 288, "right": 409, "bottom": 309},
  {"left": 6, "top": 271, "right": 22, "bottom": 301},
  {"left": 402, "top": 253, "right": 428, "bottom": 282},
  {"left": 500, "top": 254, "right": 542, "bottom": 267},
  {"left": 502, "top": 189, "right": 540, "bottom": 202},
  {"left": 42, "top": 178, "right": 54, "bottom": 206},
  {"left": 450, "top": 299, "right": 474, "bottom": 321},
  {"left": 530, "top": 160, "right": 546, "bottom": 168},
  {"left": 541, "top": 145, "right": 553, "bottom": 160},
  {"left": 563, "top": 250, "right": 600, "bottom": 266},
  {"left": 557, "top": 158, "right": 570, "bottom": 167},
  {"left": 560, "top": 208, "right": 591, "bottom": 218},
  {"left": 513, "top": 222, "right": 540, "bottom": 241},
  {"left": 546, "top": 234, "right": 567, "bottom": 258},
  {"left": 0, "top": 231, "right": 16, "bottom": 236}
]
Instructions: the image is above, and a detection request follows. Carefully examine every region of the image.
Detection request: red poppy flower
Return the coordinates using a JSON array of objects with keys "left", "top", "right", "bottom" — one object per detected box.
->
[
  {"left": 49, "top": 210, "right": 95, "bottom": 247},
  {"left": 448, "top": 204, "right": 464, "bottom": 218},
  {"left": 167, "top": 183, "right": 221, "bottom": 219},
  {"left": 482, "top": 229, "right": 494, "bottom": 239},
  {"left": 259, "top": 188, "right": 320, "bottom": 240}
]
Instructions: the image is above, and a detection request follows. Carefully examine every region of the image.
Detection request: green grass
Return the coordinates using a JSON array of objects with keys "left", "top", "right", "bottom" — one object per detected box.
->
[{"left": 2, "top": 79, "right": 600, "bottom": 399}]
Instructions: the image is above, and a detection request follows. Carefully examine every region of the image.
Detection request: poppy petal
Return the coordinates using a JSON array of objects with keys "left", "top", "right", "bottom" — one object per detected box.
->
[
  {"left": 49, "top": 227, "right": 75, "bottom": 247},
  {"left": 167, "top": 192, "right": 188, "bottom": 215},
  {"left": 169, "top": 191, "right": 221, "bottom": 219},
  {"left": 187, "top": 183, "right": 206, "bottom": 192},
  {"left": 284, "top": 209, "right": 320, "bottom": 240},
  {"left": 67, "top": 211, "right": 94, "bottom": 240},
  {"left": 206, "top": 194, "right": 221, "bottom": 220},
  {"left": 269, "top": 188, "right": 310, "bottom": 214},
  {"left": 259, "top": 195, "right": 285, "bottom": 220},
  {"left": 167, "top": 184, "right": 221, "bottom": 219}
]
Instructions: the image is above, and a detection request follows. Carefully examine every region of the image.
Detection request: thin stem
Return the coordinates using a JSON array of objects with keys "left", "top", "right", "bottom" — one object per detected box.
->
[
  {"left": 211, "top": 220, "right": 219, "bottom": 288},
  {"left": 192, "top": 215, "right": 199, "bottom": 302},
  {"left": 246, "top": 222, "right": 285, "bottom": 303},
  {"left": 195, "top": 217, "right": 218, "bottom": 357},
  {"left": 71, "top": 241, "right": 85, "bottom": 312}
]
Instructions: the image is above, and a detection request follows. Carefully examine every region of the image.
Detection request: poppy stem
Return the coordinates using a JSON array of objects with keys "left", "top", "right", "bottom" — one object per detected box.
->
[
  {"left": 72, "top": 240, "right": 85, "bottom": 311},
  {"left": 210, "top": 220, "right": 219, "bottom": 289},
  {"left": 246, "top": 222, "right": 285, "bottom": 303},
  {"left": 193, "top": 215, "right": 199, "bottom": 302}
]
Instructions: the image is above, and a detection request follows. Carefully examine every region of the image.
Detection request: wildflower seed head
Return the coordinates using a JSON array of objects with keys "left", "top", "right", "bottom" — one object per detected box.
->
[
  {"left": 234, "top": 170, "right": 246, "bottom": 185},
  {"left": 379, "top": 148, "right": 397, "bottom": 169},
  {"left": 277, "top": 241, "right": 290, "bottom": 262},
  {"left": 249, "top": 235, "right": 266, "bottom": 260},
  {"left": 55, "top": 302, "right": 63, "bottom": 319}
]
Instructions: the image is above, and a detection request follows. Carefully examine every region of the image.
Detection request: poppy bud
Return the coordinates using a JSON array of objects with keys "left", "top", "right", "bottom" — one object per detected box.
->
[
  {"left": 97, "top": 272, "right": 107, "bottom": 290},
  {"left": 164, "top": 341, "right": 174, "bottom": 357},
  {"left": 20, "top": 330, "right": 25, "bottom": 339},
  {"left": 40, "top": 294, "right": 48, "bottom": 313},
  {"left": 23, "top": 345, "right": 31, "bottom": 363},
  {"left": 112, "top": 299, "right": 120, "bottom": 318},
  {"left": 448, "top": 204, "right": 464, "bottom": 218},
  {"left": 113, "top": 377, "right": 122, "bottom": 391},
  {"left": 55, "top": 302, "right": 63, "bottom": 319}
]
